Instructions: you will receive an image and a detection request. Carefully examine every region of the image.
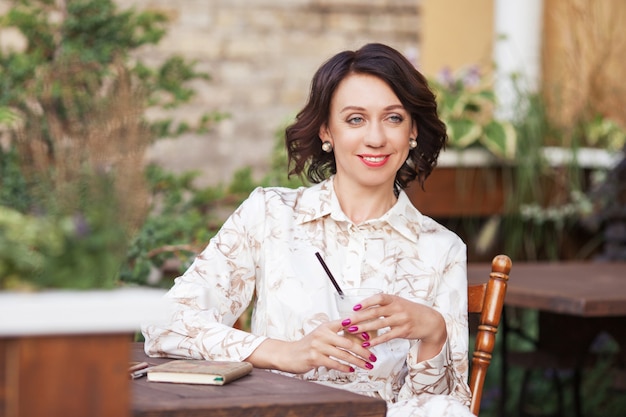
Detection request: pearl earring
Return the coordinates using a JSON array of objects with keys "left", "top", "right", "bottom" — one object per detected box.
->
[
  {"left": 409, "top": 138, "right": 417, "bottom": 149},
  {"left": 322, "top": 141, "right": 333, "bottom": 153}
]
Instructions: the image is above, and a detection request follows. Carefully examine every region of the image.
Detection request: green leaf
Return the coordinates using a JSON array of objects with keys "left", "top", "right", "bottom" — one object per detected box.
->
[
  {"left": 480, "top": 120, "right": 517, "bottom": 160},
  {"left": 0, "top": 106, "right": 17, "bottom": 124},
  {"left": 447, "top": 119, "right": 482, "bottom": 148}
]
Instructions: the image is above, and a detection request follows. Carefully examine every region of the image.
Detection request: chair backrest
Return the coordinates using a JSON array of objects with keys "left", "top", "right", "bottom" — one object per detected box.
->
[{"left": 467, "top": 254, "right": 512, "bottom": 416}]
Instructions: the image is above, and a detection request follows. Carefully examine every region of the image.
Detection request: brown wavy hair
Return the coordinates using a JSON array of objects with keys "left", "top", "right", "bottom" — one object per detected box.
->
[{"left": 285, "top": 43, "right": 447, "bottom": 191}]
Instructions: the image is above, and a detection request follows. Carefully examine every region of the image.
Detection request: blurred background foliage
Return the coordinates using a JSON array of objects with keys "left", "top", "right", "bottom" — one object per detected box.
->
[
  {"left": 431, "top": 66, "right": 517, "bottom": 160},
  {"left": 1, "top": 0, "right": 623, "bottom": 289},
  {"left": 0, "top": 0, "right": 226, "bottom": 289},
  {"left": 119, "top": 129, "right": 306, "bottom": 288}
]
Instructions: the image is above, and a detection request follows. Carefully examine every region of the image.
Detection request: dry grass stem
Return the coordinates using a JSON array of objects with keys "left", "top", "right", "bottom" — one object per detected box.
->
[{"left": 16, "top": 59, "right": 152, "bottom": 232}]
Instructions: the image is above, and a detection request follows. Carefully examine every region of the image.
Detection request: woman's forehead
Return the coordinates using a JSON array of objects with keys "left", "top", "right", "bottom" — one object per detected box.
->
[{"left": 330, "top": 73, "right": 403, "bottom": 111}]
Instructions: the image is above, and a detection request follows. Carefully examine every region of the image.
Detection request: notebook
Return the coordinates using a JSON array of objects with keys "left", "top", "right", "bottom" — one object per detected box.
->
[{"left": 146, "top": 359, "right": 253, "bottom": 385}]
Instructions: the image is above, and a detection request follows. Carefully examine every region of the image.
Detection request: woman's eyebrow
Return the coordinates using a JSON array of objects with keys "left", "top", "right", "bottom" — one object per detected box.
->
[
  {"left": 339, "top": 104, "right": 405, "bottom": 113},
  {"left": 339, "top": 105, "right": 365, "bottom": 113}
]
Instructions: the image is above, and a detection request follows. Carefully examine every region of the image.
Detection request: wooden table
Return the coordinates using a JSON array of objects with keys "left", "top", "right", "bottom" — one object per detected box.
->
[
  {"left": 468, "top": 262, "right": 626, "bottom": 417},
  {"left": 469, "top": 262, "right": 626, "bottom": 317},
  {"left": 131, "top": 343, "right": 387, "bottom": 417}
]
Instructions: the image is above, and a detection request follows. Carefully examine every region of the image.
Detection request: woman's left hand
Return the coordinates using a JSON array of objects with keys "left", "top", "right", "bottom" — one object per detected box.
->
[{"left": 339, "top": 293, "right": 447, "bottom": 361}]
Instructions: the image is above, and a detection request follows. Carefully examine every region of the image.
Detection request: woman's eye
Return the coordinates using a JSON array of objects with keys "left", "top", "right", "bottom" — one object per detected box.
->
[
  {"left": 388, "top": 114, "right": 404, "bottom": 123},
  {"left": 347, "top": 116, "right": 364, "bottom": 124}
]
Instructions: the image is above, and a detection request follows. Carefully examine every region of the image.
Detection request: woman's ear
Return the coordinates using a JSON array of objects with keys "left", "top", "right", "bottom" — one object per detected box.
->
[
  {"left": 319, "top": 124, "right": 332, "bottom": 144},
  {"left": 411, "top": 121, "right": 418, "bottom": 139}
]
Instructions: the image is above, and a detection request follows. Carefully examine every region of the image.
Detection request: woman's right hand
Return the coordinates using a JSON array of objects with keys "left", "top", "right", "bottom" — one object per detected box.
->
[{"left": 246, "top": 320, "right": 376, "bottom": 374}]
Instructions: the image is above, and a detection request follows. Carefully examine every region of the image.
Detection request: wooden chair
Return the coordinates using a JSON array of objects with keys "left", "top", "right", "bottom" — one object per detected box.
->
[{"left": 468, "top": 254, "right": 512, "bottom": 416}]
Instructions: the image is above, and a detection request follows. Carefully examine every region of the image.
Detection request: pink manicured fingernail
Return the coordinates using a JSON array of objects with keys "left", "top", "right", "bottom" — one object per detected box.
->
[
  {"left": 347, "top": 326, "right": 359, "bottom": 333},
  {"left": 369, "top": 354, "right": 377, "bottom": 362},
  {"left": 362, "top": 341, "right": 370, "bottom": 348},
  {"left": 349, "top": 366, "right": 355, "bottom": 373},
  {"left": 361, "top": 332, "right": 370, "bottom": 341},
  {"left": 341, "top": 319, "right": 351, "bottom": 326},
  {"left": 353, "top": 304, "right": 362, "bottom": 311},
  {"left": 365, "top": 362, "right": 374, "bottom": 370}
]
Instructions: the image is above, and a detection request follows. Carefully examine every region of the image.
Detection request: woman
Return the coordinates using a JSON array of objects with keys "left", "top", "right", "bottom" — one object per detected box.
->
[{"left": 143, "top": 43, "right": 473, "bottom": 417}]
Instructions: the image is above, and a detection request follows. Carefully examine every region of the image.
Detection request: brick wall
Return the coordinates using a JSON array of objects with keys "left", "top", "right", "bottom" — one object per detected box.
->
[
  {"left": 123, "top": 0, "right": 421, "bottom": 186},
  {"left": 0, "top": 0, "right": 420, "bottom": 185}
]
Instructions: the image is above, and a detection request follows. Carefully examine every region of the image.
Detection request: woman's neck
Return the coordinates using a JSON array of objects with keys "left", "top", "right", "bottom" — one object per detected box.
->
[{"left": 332, "top": 176, "right": 397, "bottom": 224}]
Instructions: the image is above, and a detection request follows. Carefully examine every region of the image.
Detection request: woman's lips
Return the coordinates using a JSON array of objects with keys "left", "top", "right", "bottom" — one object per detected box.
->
[{"left": 359, "top": 155, "right": 389, "bottom": 167}]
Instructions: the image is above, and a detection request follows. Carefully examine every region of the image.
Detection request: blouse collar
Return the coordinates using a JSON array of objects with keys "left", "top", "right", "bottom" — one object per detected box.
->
[{"left": 295, "top": 177, "right": 424, "bottom": 243}]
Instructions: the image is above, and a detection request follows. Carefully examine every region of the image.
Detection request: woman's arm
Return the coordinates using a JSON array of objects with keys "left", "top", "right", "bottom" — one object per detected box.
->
[
  {"left": 142, "top": 189, "right": 267, "bottom": 361},
  {"left": 396, "top": 238, "right": 471, "bottom": 405}
]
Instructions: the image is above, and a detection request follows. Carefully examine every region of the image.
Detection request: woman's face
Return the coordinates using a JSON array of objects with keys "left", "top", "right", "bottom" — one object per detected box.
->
[{"left": 319, "top": 73, "right": 416, "bottom": 193}]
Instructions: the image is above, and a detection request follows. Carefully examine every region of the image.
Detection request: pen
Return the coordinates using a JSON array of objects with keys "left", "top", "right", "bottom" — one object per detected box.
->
[
  {"left": 128, "top": 362, "right": 152, "bottom": 379},
  {"left": 131, "top": 366, "right": 152, "bottom": 379},
  {"left": 129, "top": 362, "right": 149, "bottom": 373}
]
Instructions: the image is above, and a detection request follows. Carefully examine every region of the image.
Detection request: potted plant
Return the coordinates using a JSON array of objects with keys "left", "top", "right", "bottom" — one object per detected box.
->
[
  {"left": 407, "top": 66, "right": 517, "bottom": 217},
  {"left": 0, "top": 1, "right": 210, "bottom": 414},
  {"left": 501, "top": 91, "right": 625, "bottom": 261},
  {"left": 405, "top": 65, "right": 626, "bottom": 262},
  {"left": 0, "top": 56, "right": 167, "bottom": 417},
  {"left": 431, "top": 65, "right": 518, "bottom": 160}
]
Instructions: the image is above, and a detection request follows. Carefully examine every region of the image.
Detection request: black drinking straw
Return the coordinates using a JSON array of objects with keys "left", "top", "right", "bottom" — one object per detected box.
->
[{"left": 315, "top": 252, "right": 344, "bottom": 297}]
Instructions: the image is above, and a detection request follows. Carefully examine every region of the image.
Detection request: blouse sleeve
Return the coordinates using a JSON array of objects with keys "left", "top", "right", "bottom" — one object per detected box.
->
[
  {"left": 142, "top": 188, "right": 268, "bottom": 362},
  {"left": 398, "top": 238, "right": 472, "bottom": 406}
]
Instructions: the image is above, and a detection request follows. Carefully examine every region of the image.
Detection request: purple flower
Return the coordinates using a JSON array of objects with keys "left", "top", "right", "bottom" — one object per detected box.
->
[
  {"left": 462, "top": 65, "right": 481, "bottom": 88},
  {"left": 436, "top": 67, "right": 455, "bottom": 89},
  {"left": 72, "top": 213, "right": 91, "bottom": 238}
]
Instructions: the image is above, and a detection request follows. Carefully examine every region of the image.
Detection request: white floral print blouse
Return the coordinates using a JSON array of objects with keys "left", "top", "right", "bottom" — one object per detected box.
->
[{"left": 143, "top": 178, "right": 473, "bottom": 417}]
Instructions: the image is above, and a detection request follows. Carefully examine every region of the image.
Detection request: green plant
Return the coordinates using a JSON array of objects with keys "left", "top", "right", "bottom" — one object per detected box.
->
[
  {"left": 431, "top": 66, "right": 517, "bottom": 160},
  {"left": 455, "top": 83, "right": 624, "bottom": 262},
  {"left": 0, "top": 202, "right": 130, "bottom": 290},
  {"left": 500, "top": 88, "right": 624, "bottom": 261},
  {"left": 119, "top": 165, "right": 229, "bottom": 286},
  {"left": 0, "top": 106, "right": 17, "bottom": 124},
  {"left": 0, "top": 0, "right": 216, "bottom": 290},
  {"left": 0, "top": 205, "right": 62, "bottom": 290},
  {"left": 581, "top": 115, "right": 626, "bottom": 152},
  {"left": 121, "top": 125, "right": 306, "bottom": 288}
]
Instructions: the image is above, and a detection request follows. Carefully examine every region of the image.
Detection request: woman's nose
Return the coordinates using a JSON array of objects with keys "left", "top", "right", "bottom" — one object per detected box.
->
[{"left": 363, "top": 122, "right": 386, "bottom": 147}]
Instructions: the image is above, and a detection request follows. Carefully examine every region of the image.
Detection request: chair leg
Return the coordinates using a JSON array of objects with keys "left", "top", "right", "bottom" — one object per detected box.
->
[
  {"left": 553, "top": 370, "right": 565, "bottom": 417},
  {"left": 572, "top": 368, "right": 583, "bottom": 417},
  {"left": 518, "top": 368, "right": 531, "bottom": 417}
]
